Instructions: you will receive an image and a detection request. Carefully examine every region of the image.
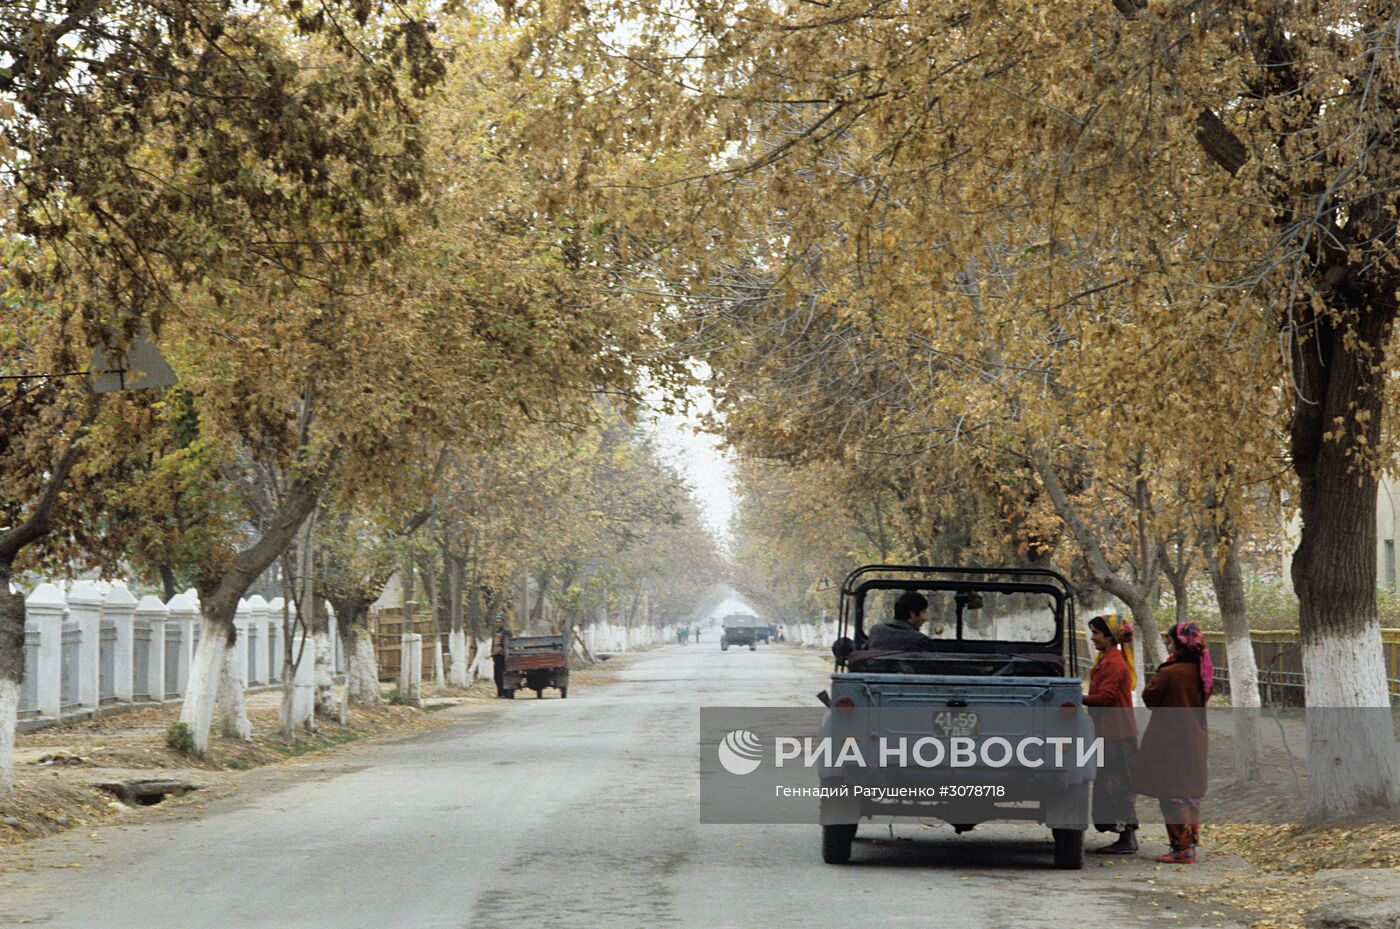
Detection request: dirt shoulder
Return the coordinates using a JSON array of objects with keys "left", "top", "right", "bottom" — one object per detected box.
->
[{"left": 1, "top": 657, "right": 621, "bottom": 851}]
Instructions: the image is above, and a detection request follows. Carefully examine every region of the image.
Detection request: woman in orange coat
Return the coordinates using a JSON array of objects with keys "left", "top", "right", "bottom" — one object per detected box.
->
[
  {"left": 1083, "top": 614, "right": 1139, "bottom": 854},
  {"left": 1133, "top": 622, "right": 1213, "bottom": 863}
]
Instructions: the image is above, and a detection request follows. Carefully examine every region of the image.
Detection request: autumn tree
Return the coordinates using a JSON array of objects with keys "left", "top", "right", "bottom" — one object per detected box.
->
[
  {"left": 510, "top": 0, "right": 1400, "bottom": 815},
  {"left": 0, "top": 0, "right": 449, "bottom": 789}
]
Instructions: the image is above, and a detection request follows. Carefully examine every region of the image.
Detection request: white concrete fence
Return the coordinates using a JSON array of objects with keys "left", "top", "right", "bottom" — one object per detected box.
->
[
  {"left": 577, "top": 619, "right": 665, "bottom": 655},
  {"left": 786, "top": 618, "right": 838, "bottom": 649},
  {"left": 15, "top": 580, "right": 346, "bottom": 729}
]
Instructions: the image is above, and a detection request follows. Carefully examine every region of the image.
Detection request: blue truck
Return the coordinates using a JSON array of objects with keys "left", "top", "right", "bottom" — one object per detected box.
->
[{"left": 818, "top": 565, "right": 1095, "bottom": 869}]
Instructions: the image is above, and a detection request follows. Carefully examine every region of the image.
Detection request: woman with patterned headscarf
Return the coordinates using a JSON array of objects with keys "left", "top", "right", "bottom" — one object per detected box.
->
[
  {"left": 1133, "top": 622, "right": 1214, "bottom": 863},
  {"left": 1083, "top": 613, "right": 1139, "bottom": 853}
]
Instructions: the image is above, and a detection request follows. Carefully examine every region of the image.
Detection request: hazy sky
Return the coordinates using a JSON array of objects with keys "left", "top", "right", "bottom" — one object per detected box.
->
[{"left": 647, "top": 386, "right": 737, "bottom": 552}]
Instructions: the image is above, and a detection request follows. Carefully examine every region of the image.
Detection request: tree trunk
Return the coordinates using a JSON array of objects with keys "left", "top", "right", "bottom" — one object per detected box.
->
[
  {"left": 279, "top": 525, "right": 315, "bottom": 740},
  {"left": 1170, "top": 575, "right": 1189, "bottom": 625},
  {"left": 1031, "top": 448, "right": 1166, "bottom": 666},
  {"left": 159, "top": 564, "right": 179, "bottom": 602},
  {"left": 0, "top": 403, "right": 98, "bottom": 794},
  {"left": 187, "top": 456, "right": 334, "bottom": 752},
  {"left": 447, "top": 554, "right": 468, "bottom": 687},
  {"left": 1289, "top": 288, "right": 1400, "bottom": 818},
  {"left": 180, "top": 599, "right": 239, "bottom": 755},
  {"left": 429, "top": 555, "right": 447, "bottom": 685},
  {"left": 310, "top": 595, "right": 337, "bottom": 722},
  {"left": 322, "top": 590, "right": 377, "bottom": 709},
  {"left": 529, "top": 567, "right": 552, "bottom": 631},
  {"left": 1202, "top": 525, "right": 1262, "bottom": 783},
  {"left": 216, "top": 627, "right": 252, "bottom": 741},
  {"left": 0, "top": 568, "right": 22, "bottom": 799},
  {"left": 346, "top": 628, "right": 380, "bottom": 705},
  {"left": 1159, "top": 538, "right": 1192, "bottom": 626}
]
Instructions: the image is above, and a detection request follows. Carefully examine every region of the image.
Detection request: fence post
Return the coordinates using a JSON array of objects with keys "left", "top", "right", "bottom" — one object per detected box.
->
[
  {"left": 269, "top": 597, "right": 286, "bottom": 679},
  {"left": 166, "top": 592, "right": 199, "bottom": 695},
  {"left": 327, "top": 603, "right": 343, "bottom": 675},
  {"left": 136, "top": 595, "right": 168, "bottom": 703},
  {"left": 67, "top": 580, "right": 103, "bottom": 712},
  {"left": 26, "top": 584, "right": 65, "bottom": 719},
  {"left": 103, "top": 583, "right": 137, "bottom": 704},
  {"left": 399, "top": 632, "right": 422, "bottom": 705},
  {"left": 233, "top": 599, "right": 251, "bottom": 689},
  {"left": 246, "top": 595, "right": 269, "bottom": 685}
]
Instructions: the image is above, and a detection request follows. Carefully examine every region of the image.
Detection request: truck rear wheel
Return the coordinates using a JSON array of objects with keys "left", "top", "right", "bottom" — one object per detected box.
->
[
  {"left": 560, "top": 687, "right": 568, "bottom": 699},
  {"left": 822, "top": 823, "right": 856, "bottom": 864},
  {"left": 1052, "top": 828, "right": 1084, "bottom": 870}
]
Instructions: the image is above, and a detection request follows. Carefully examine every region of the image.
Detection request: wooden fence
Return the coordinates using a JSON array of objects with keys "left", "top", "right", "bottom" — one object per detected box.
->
[
  {"left": 369, "top": 611, "right": 451, "bottom": 682},
  {"left": 1073, "top": 628, "right": 1400, "bottom": 705},
  {"left": 1209, "top": 628, "right": 1400, "bottom": 706}
]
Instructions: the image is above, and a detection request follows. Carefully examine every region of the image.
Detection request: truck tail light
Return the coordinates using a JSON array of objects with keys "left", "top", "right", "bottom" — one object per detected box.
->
[
  {"left": 835, "top": 696, "right": 856, "bottom": 709},
  {"left": 1059, "top": 701, "right": 1078, "bottom": 719}
]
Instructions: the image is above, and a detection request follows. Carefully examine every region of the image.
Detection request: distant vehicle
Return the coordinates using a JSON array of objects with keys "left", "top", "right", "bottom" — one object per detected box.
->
[
  {"left": 819, "top": 565, "right": 1093, "bottom": 869},
  {"left": 755, "top": 624, "right": 771, "bottom": 644},
  {"left": 500, "top": 632, "right": 570, "bottom": 698},
  {"left": 720, "top": 613, "right": 759, "bottom": 651}
]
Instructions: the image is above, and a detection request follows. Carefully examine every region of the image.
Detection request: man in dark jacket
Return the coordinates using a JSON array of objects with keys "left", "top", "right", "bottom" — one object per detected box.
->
[
  {"left": 864, "top": 591, "right": 938, "bottom": 652},
  {"left": 491, "top": 621, "right": 511, "bottom": 698}
]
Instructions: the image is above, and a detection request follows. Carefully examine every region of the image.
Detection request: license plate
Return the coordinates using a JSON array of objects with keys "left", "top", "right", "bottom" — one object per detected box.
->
[{"left": 933, "top": 710, "right": 979, "bottom": 738}]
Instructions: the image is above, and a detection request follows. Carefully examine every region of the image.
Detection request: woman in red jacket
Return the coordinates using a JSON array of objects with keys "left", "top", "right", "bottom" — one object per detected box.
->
[
  {"left": 1083, "top": 613, "right": 1139, "bottom": 854},
  {"left": 1133, "top": 622, "right": 1213, "bottom": 863}
]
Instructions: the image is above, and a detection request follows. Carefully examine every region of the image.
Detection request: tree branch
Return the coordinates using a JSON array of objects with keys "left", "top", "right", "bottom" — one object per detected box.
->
[{"left": 0, "top": 392, "right": 100, "bottom": 563}]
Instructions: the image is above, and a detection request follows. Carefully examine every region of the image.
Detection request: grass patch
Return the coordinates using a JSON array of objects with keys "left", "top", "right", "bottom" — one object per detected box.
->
[
  {"left": 224, "top": 758, "right": 253, "bottom": 770},
  {"left": 272, "top": 730, "right": 362, "bottom": 757},
  {"left": 383, "top": 688, "right": 413, "bottom": 706}
]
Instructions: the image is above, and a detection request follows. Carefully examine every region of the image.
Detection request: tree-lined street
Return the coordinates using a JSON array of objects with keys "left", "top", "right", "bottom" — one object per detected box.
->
[
  {"left": 0, "top": 644, "right": 1267, "bottom": 929},
  {"left": 5, "top": 2, "right": 1400, "bottom": 926}
]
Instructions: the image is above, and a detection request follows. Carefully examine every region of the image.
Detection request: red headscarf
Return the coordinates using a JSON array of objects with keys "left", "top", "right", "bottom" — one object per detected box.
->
[{"left": 1168, "top": 622, "right": 1214, "bottom": 695}]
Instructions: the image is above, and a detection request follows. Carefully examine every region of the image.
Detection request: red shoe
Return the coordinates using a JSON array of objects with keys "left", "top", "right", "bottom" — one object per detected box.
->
[{"left": 1156, "top": 847, "right": 1196, "bottom": 864}]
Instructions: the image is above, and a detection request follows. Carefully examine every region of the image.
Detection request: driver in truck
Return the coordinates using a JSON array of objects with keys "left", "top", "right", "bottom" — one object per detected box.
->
[{"left": 863, "top": 590, "right": 938, "bottom": 652}]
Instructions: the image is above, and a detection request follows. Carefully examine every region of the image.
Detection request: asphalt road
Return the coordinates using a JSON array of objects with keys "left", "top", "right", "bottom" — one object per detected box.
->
[{"left": 0, "top": 643, "right": 1252, "bottom": 929}]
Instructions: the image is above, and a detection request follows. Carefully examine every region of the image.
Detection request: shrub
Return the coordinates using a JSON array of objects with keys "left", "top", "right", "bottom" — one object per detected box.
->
[{"left": 163, "top": 722, "right": 197, "bottom": 755}]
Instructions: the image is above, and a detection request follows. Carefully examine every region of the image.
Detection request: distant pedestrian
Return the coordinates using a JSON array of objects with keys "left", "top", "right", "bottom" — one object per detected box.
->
[
  {"left": 1083, "top": 613, "right": 1139, "bottom": 854},
  {"left": 491, "top": 621, "right": 512, "bottom": 698},
  {"left": 1133, "top": 622, "right": 1213, "bottom": 863},
  {"left": 694, "top": 627, "right": 701, "bottom": 643}
]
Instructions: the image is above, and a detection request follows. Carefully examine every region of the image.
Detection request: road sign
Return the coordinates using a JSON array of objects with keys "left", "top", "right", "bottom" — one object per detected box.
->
[
  {"left": 814, "top": 575, "right": 836, "bottom": 592},
  {"left": 89, "top": 329, "right": 178, "bottom": 393}
]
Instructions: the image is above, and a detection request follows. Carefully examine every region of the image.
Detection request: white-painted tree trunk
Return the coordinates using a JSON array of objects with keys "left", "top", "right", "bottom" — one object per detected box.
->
[
  {"left": 345, "top": 630, "right": 381, "bottom": 705},
  {"left": 432, "top": 637, "right": 445, "bottom": 686},
  {"left": 290, "top": 636, "right": 316, "bottom": 733},
  {"left": 1303, "top": 620, "right": 1400, "bottom": 817},
  {"left": 179, "top": 622, "right": 226, "bottom": 755},
  {"left": 448, "top": 630, "right": 469, "bottom": 687},
  {"left": 0, "top": 678, "right": 18, "bottom": 800},
  {"left": 313, "top": 629, "right": 337, "bottom": 720},
  {"left": 1223, "top": 627, "right": 1263, "bottom": 781},
  {"left": 467, "top": 637, "right": 492, "bottom": 680},
  {"left": 279, "top": 662, "right": 298, "bottom": 740},
  {"left": 217, "top": 638, "right": 252, "bottom": 741}
]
